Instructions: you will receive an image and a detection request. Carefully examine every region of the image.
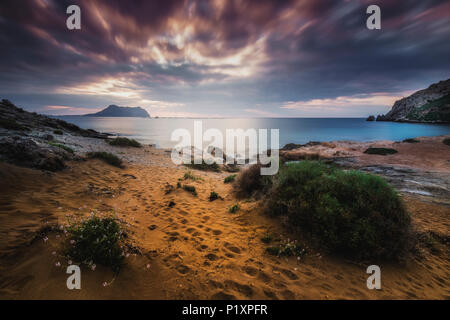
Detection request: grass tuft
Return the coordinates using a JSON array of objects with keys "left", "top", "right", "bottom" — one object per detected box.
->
[
  {"left": 228, "top": 203, "right": 240, "bottom": 213},
  {"left": 224, "top": 174, "right": 237, "bottom": 184},
  {"left": 49, "top": 142, "right": 74, "bottom": 154},
  {"left": 209, "top": 191, "right": 219, "bottom": 201},
  {"left": 87, "top": 152, "right": 123, "bottom": 168}
]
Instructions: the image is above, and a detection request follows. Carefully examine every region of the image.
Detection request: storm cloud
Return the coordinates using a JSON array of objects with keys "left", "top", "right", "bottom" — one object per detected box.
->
[{"left": 0, "top": 0, "right": 449, "bottom": 117}]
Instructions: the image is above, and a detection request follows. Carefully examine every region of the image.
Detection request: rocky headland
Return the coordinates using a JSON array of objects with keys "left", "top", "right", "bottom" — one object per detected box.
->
[{"left": 376, "top": 79, "right": 450, "bottom": 123}]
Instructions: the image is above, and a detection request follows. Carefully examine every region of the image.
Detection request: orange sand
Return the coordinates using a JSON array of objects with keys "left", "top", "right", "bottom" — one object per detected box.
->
[{"left": 0, "top": 146, "right": 449, "bottom": 299}]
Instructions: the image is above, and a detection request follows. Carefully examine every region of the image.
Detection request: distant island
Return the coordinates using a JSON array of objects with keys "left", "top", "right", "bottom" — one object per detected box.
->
[
  {"left": 375, "top": 79, "right": 450, "bottom": 123},
  {"left": 85, "top": 105, "right": 150, "bottom": 118}
]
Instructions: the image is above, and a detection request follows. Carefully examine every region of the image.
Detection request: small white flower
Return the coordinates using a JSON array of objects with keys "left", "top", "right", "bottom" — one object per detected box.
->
[
  {"left": 68, "top": 260, "right": 72, "bottom": 265},
  {"left": 55, "top": 262, "right": 61, "bottom": 267}
]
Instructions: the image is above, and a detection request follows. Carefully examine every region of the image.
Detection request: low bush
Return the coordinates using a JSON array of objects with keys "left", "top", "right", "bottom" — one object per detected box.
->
[
  {"left": 65, "top": 214, "right": 124, "bottom": 273},
  {"left": 265, "top": 161, "right": 411, "bottom": 260},
  {"left": 233, "top": 164, "right": 272, "bottom": 198},
  {"left": 87, "top": 152, "right": 123, "bottom": 168},
  {"left": 224, "top": 174, "right": 237, "bottom": 184},
  {"left": 53, "top": 129, "right": 63, "bottom": 135},
  {"left": 108, "top": 137, "right": 142, "bottom": 148},
  {"left": 182, "top": 171, "right": 202, "bottom": 181},
  {"left": 364, "top": 147, "right": 398, "bottom": 155}
]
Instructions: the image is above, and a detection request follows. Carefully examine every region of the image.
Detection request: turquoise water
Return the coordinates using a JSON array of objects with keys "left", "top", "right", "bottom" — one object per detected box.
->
[{"left": 57, "top": 116, "right": 450, "bottom": 149}]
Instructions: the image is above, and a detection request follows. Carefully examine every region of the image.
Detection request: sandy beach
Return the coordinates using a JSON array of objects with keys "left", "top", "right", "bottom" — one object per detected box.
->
[{"left": 0, "top": 133, "right": 448, "bottom": 300}]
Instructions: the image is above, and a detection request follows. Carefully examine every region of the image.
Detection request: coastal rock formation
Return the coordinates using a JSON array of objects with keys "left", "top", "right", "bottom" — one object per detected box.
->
[
  {"left": 0, "top": 99, "right": 108, "bottom": 138},
  {"left": 377, "top": 79, "right": 450, "bottom": 123},
  {"left": 0, "top": 99, "right": 106, "bottom": 171},
  {"left": 0, "top": 136, "right": 70, "bottom": 171},
  {"left": 366, "top": 115, "right": 375, "bottom": 121},
  {"left": 85, "top": 105, "right": 150, "bottom": 118}
]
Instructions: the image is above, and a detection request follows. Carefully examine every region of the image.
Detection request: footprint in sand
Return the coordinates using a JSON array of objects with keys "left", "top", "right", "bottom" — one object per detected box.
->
[
  {"left": 205, "top": 253, "right": 219, "bottom": 261},
  {"left": 242, "top": 266, "right": 258, "bottom": 277},
  {"left": 224, "top": 243, "right": 241, "bottom": 254},
  {"left": 224, "top": 280, "right": 253, "bottom": 298},
  {"left": 210, "top": 291, "right": 236, "bottom": 300},
  {"left": 176, "top": 264, "right": 190, "bottom": 275}
]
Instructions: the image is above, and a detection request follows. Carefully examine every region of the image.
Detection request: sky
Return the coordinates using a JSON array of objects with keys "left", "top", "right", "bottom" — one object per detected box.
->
[{"left": 0, "top": 0, "right": 449, "bottom": 118}]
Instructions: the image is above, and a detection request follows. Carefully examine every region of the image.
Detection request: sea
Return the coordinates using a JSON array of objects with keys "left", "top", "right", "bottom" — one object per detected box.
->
[{"left": 56, "top": 116, "right": 450, "bottom": 150}]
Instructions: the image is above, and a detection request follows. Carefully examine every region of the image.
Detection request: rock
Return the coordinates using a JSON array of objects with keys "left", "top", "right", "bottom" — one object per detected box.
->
[
  {"left": 42, "top": 134, "right": 54, "bottom": 141},
  {"left": 366, "top": 115, "right": 375, "bottom": 121},
  {"left": 0, "top": 136, "right": 69, "bottom": 171},
  {"left": 363, "top": 147, "right": 398, "bottom": 155},
  {"left": 168, "top": 201, "right": 176, "bottom": 208},
  {"left": 377, "top": 79, "right": 450, "bottom": 123}
]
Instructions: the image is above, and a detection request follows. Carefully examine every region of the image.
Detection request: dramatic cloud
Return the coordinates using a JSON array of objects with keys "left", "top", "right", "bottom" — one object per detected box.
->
[{"left": 0, "top": 0, "right": 449, "bottom": 116}]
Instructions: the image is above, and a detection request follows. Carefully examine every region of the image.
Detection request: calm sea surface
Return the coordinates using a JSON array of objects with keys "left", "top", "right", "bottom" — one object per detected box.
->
[{"left": 56, "top": 116, "right": 450, "bottom": 149}]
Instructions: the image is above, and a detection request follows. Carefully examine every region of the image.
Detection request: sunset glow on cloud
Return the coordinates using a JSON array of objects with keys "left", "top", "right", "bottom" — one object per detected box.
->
[{"left": 0, "top": 0, "right": 449, "bottom": 117}]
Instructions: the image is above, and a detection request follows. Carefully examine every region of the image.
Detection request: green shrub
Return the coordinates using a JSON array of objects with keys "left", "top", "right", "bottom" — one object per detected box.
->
[
  {"left": 209, "top": 191, "right": 219, "bottom": 201},
  {"left": 49, "top": 142, "right": 74, "bottom": 154},
  {"left": 224, "top": 174, "right": 237, "bottom": 184},
  {"left": 233, "top": 164, "right": 272, "bottom": 198},
  {"left": 108, "top": 137, "right": 142, "bottom": 148},
  {"left": 182, "top": 184, "right": 197, "bottom": 196},
  {"left": 443, "top": 138, "right": 450, "bottom": 146},
  {"left": 65, "top": 215, "right": 124, "bottom": 273},
  {"left": 184, "top": 160, "right": 220, "bottom": 172},
  {"left": 228, "top": 203, "right": 240, "bottom": 213},
  {"left": 402, "top": 138, "right": 419, "bottom": 143},
  {"left": 364, "top": 147, "right": 398, "bottom": 155},
  {"left": 53, "top": 129, "right": 63, "bottom": 135},
  {"left": 87, "top": 152, "right": 123, "bottom": 168},
  {"left": 265, "top": 161, "right": 411, "bottom": 260}
]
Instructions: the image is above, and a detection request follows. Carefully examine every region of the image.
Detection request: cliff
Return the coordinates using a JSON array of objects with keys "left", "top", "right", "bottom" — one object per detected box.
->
[{"left": 377, "top": 79, "right": 450, "bottom": 123}]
